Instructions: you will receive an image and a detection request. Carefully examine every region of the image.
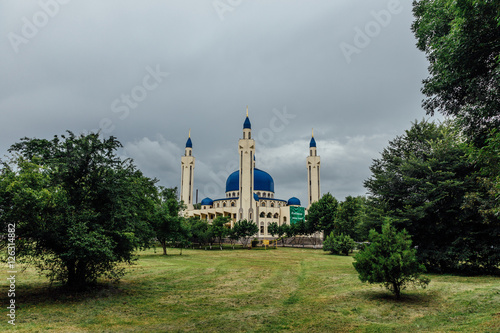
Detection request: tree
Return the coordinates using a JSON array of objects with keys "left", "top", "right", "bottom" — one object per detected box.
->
[
  {"left": 466, "top": 130, "right": 500, "bottom": 219},
  {"left": 306, "top": 193, "right": 339, "bottom": 239},
  {"left": 268, "top": 222, "right": 279, "bottom": 238},
  {"left": 412, "top": 0, "right": 500, "bottom": 145},
  {"left": 278, "top": 224, "right": 290, "bottom": 247},
  {"left": 233, "top": 219, "right": 258, "bottom": 248},
  {"left": 412, "top": 2, "right": 500, "bottom": 272},
  {"left": 353, "top": 220, "right": 430, "bottom": 299},
  {"left": 365, "top": 120, "right": 500, "bottom": 274},
  {"left": 335, "top": 196, "right": 363, "bottom": 240},
  {"left": 174, "top": 218, "right": 192, "bottom": 255},
  {"left": 151, "top": 187, "right": 184, "bottom": 255},
  {"left": 323, "top": 232, "right": 355, "bottom": 256},
  {"left": 293, "top": 219, "right": 307, "bottom": 247},
  {"left": 0, "top": 132, "right": 156, "bottom": 289},
  {"left": 227, "top": 227, "right": 240, "bottom": 249},
  {"left": 211, "top": 216, "right": 230, "bottom": 249}
]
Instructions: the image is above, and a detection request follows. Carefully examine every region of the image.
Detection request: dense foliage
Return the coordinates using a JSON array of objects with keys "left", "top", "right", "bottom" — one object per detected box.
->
[
  {"left": 232, "top": 219, "right": 259, "bottom": 247},
  {"left": 353, "top": 220, "right": 429, "bottom": 299},
  {"left": 151, "top": 187, "right": 189, "bottom": 255},
  {"left": 306, "top": 193, "right": 339, "bottom": 238},
  {"left": 365, "top": 120, "right": 500, "bottom": 274},
  {"left": 0, "top": 132, "right": 157, "bottom": 289},
  {"left": 412, "top": 0, "right": 500, "bottom": 145},
  {"left": 323, "top": 232, "right": 355, "bottom": 256}
]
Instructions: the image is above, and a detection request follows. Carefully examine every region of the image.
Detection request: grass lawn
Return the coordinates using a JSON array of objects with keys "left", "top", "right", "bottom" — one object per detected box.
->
[{"left": 2, "top": 246, "right": 499, "bottom": 332}]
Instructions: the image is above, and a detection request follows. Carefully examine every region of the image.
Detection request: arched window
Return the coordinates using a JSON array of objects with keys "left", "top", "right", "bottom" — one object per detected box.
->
[
  {"left": 257, "top": 192, "right": 261, "bottom": 197},
  {"left": 274, "top": 213, "right": 279, "bottom": 219},
  {"left": 223, "top": 203, "right": 226, "bottom": 207},
  {"left": 261, "top": 202, "right": 266, "bottom": 207},
  {"left": 270, "top": 203, "right": 274, "bottom": 208},
  {"left": 260, "top": 212, "right": 265, "bottom": 218},
  {"left": 267, "top": 212, "right": 272, "bottom": 218},
  {"left": 283, "top": 217, "right": 287, "bottom": 222},
  {"left": 231, "top": 202, "right": 235, "bottom": 207}
]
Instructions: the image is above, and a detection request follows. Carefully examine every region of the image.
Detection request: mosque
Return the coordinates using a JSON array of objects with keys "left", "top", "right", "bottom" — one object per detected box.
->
[{"left": 180, "top": 109, "right": 321, "bottom": 238}]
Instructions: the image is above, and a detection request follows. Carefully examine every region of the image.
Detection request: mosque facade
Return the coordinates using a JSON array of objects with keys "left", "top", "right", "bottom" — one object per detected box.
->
[{"left": 180, "top": 110, "right": 321, "bottom": 238}]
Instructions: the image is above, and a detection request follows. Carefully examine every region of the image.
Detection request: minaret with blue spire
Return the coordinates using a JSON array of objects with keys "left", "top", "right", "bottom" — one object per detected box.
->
[
  {"left": 238, "top": 106, "right": 256, "bottom": 222},
  {"left": 180, "top": 129, "right": 195, "bottom": 210},
  {"left": 307, "top": 128, "right": 321, "bottom": 207}
]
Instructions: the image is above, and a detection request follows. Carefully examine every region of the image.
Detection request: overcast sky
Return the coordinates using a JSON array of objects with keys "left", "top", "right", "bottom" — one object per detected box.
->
[{"left": 1, "top": 0, "right": 434, "bottom": 205}]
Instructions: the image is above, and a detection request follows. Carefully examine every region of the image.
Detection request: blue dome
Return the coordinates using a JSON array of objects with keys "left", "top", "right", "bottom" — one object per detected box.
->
[
  {"left": 200, "top": 197, "right": 213, "bottom": 206},
  {"left": 287, "top": 197, "right": 301, "bottom": 206},
  {"left": 243, "top": 116, "right": 251, "bottom": 129},
  {"left": 226, "top": 168, "right": 274, "bottom": 193},
  {"left": 186, "top": 137, "right": 192, "bottom": 148},
  {"left": 309, "top": 136, "right": 316, "bottom": 148},
  {"left": 254, "top": 193, "right": 259, "bottom": 201}
]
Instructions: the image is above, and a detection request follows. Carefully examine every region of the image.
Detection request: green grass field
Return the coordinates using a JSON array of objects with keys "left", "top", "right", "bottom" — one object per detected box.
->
[{"left": 2, "top": 246, "right": 499, "bottom": 332}]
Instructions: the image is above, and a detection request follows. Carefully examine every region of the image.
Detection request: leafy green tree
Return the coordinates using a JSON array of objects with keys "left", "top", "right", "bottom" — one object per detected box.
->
[
  {"left": 278, "top": 224, "right": 290, "bottom": 247},
  {"left": 306, "top": 193, "right": 339, "bottom": 238},
  {"left": 466, "top": 130, "right": 500, "bottom": 218},
  {"left": 335, "top": 196, "right": 363, "bottom": 240},
  {"left": 174, "top": 218, "right": 192, "bottom": 255},
  {"left": 227, "top": 227, "right": 240, "bottom": 249},
  {"left": 186, "top": 217, "right": 208, "bottom": 248},
  {"left": 151, "top": 187, "right": 184, "bottom": 255},
  {"left": 293, "top": 219, "right": 307, "bottom": 246},
  {"left": 412, "top": 0, "right": 500, "bottom": 145},
  {"left": 233, "top": 219, "right": 258, "bottom": 248},
  {"left": 268, "top": 222, "right": 279, "bottom": 238},
  {"left": 0, "top": 132, "right": 156, "bottom": 289},
  {"left": 353, "top": 220, "right": 430, "bottom": 299},
  {"left": 323, "top": 232, "right": 355, "bottom": 256},
  {"left": 365, "top": 120, "right": 500, "bottom": 274},
  {"left": 211, "top": 216, "right": 230, "bottom": 249}
]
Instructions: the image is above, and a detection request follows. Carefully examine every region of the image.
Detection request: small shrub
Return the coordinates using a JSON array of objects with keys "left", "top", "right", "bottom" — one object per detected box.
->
[
  {"left": 323, "top": 232, "right": 355, "bottom": 255},
  {"left": 353, "top": 219, "right": 430, "bottom": 299}
]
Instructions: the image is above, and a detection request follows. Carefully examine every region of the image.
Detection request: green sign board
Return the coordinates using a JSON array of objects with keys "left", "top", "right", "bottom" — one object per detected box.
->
[{"left": 289, "top": 206, "right": 305, "bottom": 225}]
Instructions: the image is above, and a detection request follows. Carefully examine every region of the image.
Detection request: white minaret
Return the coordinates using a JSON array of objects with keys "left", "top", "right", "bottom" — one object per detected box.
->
[
  {"left": 238, "top": 107, "right": 255, "bottom": 221},
  {"left": 180, "top": 130, "right": 195, "bottom": 210},
  {"left": 307, "top": 129, "right": 321, "bottom": 207}
]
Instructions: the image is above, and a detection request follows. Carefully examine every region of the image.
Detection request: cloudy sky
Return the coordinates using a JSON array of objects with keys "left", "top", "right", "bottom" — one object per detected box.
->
[{"left": 1, "top": 0, "right": 435, "bottom": 205}]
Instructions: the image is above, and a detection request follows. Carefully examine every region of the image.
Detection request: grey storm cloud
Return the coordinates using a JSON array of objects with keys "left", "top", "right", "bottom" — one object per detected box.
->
[{"left": 1, "top": 0, "right": 432, "bottom": 203}]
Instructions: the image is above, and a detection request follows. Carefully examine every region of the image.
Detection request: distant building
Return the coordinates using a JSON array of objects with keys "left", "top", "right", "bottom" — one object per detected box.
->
[{"left": 180, "top": 108, "right": 321, "bottom": 238}]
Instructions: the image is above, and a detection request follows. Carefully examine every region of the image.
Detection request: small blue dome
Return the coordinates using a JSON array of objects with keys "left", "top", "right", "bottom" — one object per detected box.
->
[
  {"left": 243, "top": 116, "right": 251, "bottom": 129},
  {"left": 186, "top": 137, "right": 192, "bottom": 148},
  {"left": 226, "top": 168, "right": 274, "bottom": 193},
  {"left": 287, "top": 197, "right": 301, "bottom": 206},
  {"left": 309, "top": 136, "right": 316, "bottom": 148},
  {"left": 254, "top": 193, "right": 259, "bottom": 201},
  {"left": 200, "top": 197, "right": 213, "bottom": 206}
]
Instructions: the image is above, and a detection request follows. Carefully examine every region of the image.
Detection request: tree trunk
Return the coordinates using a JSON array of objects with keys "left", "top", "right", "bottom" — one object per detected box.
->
[
  {"left": 67, "top": 260, "right": 87, "bottom": 290},
  {"left": 162, "top": 242, "right": 167, "bottom": 255},
  {"left": 393, "top": 282, "right": 401, "bottom": 299},
  {"left": 66, "top": 260, "right": 76, "bottom": 288}
]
